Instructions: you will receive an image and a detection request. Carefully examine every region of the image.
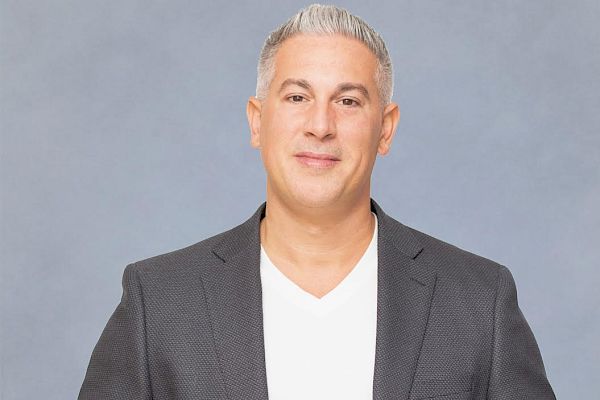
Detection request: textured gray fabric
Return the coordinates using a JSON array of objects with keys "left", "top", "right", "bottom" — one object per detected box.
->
[{"left": 79, "top": 199, "right": 556, "bottom": 399}]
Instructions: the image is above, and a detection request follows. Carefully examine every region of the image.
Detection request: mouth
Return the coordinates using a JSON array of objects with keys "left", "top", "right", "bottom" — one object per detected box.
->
[{"left": 294, "top": 151, "right": 340, "bottom": 168}]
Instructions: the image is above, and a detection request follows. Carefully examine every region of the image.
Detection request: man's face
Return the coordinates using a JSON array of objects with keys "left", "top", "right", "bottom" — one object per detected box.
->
[{"left": 247, "top": 34, "right": 399, "bottom": 209}]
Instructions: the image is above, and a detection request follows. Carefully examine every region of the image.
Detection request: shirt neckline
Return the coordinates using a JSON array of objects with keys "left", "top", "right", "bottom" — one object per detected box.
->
[{"left": 260, "top": 212, "right": 378, "bottom": 317}]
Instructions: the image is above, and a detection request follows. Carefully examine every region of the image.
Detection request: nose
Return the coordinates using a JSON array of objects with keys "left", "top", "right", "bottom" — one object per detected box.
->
[{"left": 304, "top": 100, "right": 336, "bottom": 140}]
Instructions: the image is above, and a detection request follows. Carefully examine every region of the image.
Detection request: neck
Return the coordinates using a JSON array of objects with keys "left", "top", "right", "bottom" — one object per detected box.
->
[{"left": 259, "top": 190, "right": 376, "bottom": 274}]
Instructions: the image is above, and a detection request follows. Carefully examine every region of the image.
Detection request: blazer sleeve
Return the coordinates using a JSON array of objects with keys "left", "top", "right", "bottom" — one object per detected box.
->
[
  {"left": 487, "top": 265, "right": 556, "bottom": 399},
  {"left": 78, "top": 263, "right": 152, "bottom": 400}
]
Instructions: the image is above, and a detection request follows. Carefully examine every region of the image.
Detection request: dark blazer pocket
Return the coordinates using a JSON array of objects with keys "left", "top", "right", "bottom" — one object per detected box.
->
[{"left": 410, "top": 375, "right": 473, "bottom": 399}]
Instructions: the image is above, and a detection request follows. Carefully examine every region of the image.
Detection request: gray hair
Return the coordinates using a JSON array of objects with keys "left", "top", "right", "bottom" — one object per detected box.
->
[{"left": 255, "top": 4, "right": 394, "bottom": 106}]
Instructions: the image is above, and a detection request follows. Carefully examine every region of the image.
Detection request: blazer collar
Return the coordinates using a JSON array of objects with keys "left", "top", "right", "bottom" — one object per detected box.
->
[
  {"left": 211, "top": 198, "right": 423, "bottom": 262},
  {"left": 203, "top": 199, "right": 437, "bottom": 400}
]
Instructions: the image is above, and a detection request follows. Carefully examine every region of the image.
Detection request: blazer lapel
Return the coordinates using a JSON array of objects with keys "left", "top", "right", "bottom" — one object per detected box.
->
[
  {"left": 202, "top": 200, "right": 436, "bottom": 400},
  {"left": 371, "top": 199, "right": 437, "bottom": 400},
  {"left": 201, "top": 204, "right": 269, "bottom": 400}
]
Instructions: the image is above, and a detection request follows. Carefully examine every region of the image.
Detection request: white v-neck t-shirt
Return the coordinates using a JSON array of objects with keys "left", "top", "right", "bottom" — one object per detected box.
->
[{"left": 260, "top": 213, "right": 378, "bottom": 400}]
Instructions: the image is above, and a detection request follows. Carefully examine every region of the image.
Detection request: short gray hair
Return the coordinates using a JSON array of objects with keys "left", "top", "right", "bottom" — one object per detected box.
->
[{"left": 256, "top": 4, "right": 394, "bottom": 106}]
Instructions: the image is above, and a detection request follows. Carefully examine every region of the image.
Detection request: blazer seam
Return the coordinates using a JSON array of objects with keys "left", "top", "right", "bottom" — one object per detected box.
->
[
  {"left": 197, "top": 264, "right": 231, "bottom": 400},
  {"left": 485, "top": 264, "right": 504, "bottom": 399},
  {"left": 131, "top": 264, "right": 155, "bottom": 400},
  {"left": 407, "top": 272, "right": 438, "bottom": 399}
]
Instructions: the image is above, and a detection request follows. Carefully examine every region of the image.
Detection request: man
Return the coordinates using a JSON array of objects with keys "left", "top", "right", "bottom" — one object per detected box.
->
[{"left": 79, "top": 4, "right": 556, "bottom": 399}]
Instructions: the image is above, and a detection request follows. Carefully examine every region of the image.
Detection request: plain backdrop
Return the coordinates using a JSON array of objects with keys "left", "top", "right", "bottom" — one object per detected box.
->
[{"left": 1, "top": 1, "right": 599, "bottom": 399}]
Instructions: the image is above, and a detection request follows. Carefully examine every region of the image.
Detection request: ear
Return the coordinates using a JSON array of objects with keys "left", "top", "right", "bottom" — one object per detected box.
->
[
  {"left": 246, "top": 96, "right": 262, "bottom": 149},
  {"left": 377, "top": 102, "right": 400, "bottom": 156}
]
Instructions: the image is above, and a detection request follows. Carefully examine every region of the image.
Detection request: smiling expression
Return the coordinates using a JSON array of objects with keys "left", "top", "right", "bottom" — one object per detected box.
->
[{"left": 247, "top": 34, "right": 399, "bottom": 208}]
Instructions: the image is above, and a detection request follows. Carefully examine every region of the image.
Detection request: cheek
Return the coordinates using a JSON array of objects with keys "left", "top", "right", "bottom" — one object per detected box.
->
[
  {"left": 338, "top": 120, "right": 382, "bottom": 175},
  {"left": 337, "top": 116, "right": 380, "bottom": 150},
  {"left": 261, "top": 112, "right": 303, "bottom": 151},
  {"left": 259, "top": 118, "right": 293, "bottom": 168},
  {"left": 336, "top": 108, "right": 374, "bottom": 130}
]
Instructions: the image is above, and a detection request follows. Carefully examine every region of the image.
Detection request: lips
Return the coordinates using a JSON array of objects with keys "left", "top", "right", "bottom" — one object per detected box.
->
[
  {"left": 294, "top": 151, "right": 340, "bottom": 161},
  {"left": 294, "top": 151, "right": 340, "bottom": 168}
]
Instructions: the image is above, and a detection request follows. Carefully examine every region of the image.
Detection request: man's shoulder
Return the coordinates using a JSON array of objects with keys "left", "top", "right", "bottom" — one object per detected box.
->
[
  {"left": 379, "top": 207, "right": 504, "bottom": 291},
  {"left": 126, "top": 221, "right": 247, "bottom": 279},
  {"left": 126, "top": 203, "right": 506, "bottom": 290},
  {"left": 125, "top": 204, "right": 264, "bottom": 283},
  {"left": 397, "top": 219, "right": 504, "bottom": 288}
]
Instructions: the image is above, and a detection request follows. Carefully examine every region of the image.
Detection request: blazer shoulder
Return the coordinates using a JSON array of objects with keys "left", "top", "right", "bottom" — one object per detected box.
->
[
  {"left": 404, "top": 223, "right": 504, "bottom": 288},
  {"left": 126, "top": 221, "right": 247, "bottom": 279}
]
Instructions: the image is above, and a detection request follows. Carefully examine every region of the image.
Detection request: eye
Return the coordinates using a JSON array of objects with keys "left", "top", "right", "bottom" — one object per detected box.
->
[
  {"left": 288, "top": 95, "right": 306, "bottom": 103},
  {"left": 340, "top": 98, "right": 359, "bottom": 107}
]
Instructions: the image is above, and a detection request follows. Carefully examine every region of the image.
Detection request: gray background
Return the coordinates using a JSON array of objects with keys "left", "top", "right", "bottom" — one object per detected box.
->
[{"left": 1, "top": 0, "right": 598, "bottom": 398}]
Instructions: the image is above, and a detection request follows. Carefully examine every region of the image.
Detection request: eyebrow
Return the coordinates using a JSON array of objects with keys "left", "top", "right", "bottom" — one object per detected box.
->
[
  {"left": 334, "top": 82, "right": 370, "bottom": 101},
  {"left": 278, "top": 78, "right": 311, "bottom": 94},
  {"left": 278, "top": 78, "right": 371, "bottom": 101}
]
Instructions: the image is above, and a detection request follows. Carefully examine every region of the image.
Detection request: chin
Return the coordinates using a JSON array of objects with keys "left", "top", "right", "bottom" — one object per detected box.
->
[
  {"left": 269, "top": 174, "right": 346, "bottom": 209},
  {"left": 288, "top": 186, "right": 343, "bottom": 209}
]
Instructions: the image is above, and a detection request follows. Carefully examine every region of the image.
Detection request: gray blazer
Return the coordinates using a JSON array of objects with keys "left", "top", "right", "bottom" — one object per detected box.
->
[{"left": 79, "top": 199, "right": 556, "bottom": 399}]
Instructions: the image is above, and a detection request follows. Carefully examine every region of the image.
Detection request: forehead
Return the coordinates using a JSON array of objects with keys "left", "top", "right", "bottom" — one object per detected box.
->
[{"left": 272, "top": 34, "right": 379, "bottom": 86}]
